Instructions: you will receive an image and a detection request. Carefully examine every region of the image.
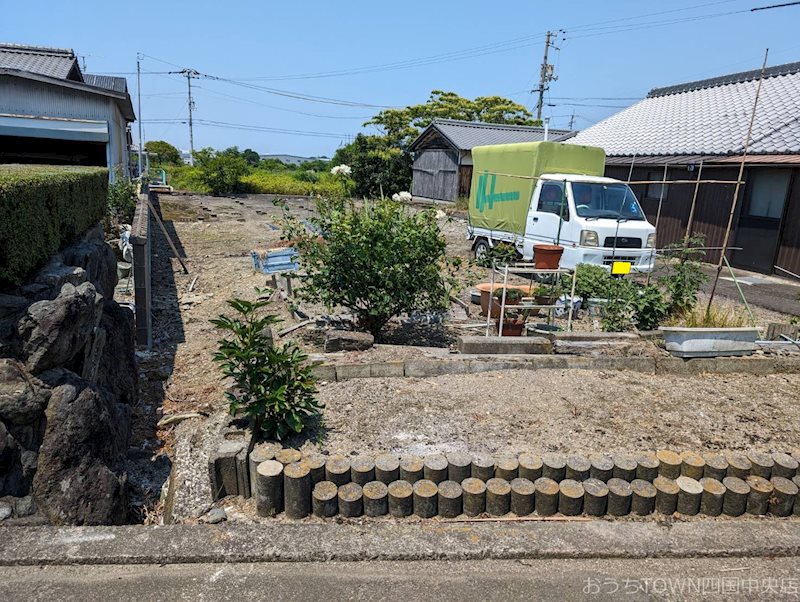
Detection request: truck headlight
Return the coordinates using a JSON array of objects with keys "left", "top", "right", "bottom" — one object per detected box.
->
[
  {"left": 646, "top": 233, "right": 656, "bottom": 248},
  {"left": 580, "top": 230, "right": 599, "bottom": 247}
]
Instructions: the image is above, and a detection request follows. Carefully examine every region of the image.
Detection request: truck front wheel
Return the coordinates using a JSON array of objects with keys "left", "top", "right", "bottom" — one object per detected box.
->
[{"left": 473, "top": 238, "right": 490, "bottom": 261}]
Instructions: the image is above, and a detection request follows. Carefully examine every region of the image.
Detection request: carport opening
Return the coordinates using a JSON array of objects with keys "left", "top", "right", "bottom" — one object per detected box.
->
[{"left": 0, "top": 135, "right": 106, "bottom": 166}]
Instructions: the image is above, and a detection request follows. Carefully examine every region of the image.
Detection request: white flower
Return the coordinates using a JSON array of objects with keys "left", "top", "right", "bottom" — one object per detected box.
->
[
  {"left": 330, "top": 164, "right": 352, "bottom": 176},
  {"left": 392, "top": 191, "right": 412, "bottom": 202}
]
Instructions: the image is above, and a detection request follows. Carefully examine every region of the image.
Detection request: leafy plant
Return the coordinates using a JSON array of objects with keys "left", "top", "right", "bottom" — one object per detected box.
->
[
  {"left": 600, "top": 279, "right": 668, "bottom": 332},
  {"left": 475, "top": 242, "right": 519, "bottom": 268},
  {"left": 330, "top": 134, "right": 411, "bottom": 199},
  {"left": 284, "top": 197, "right": 454, "bottom": 337},
  {"left": 194, "top": 147, "right": 251, "bottom": 195},
  {"left": 659, "top": 235, "right": 708, "bottom": 316},
  {"left": 211, "top": 290, "right": 322, "bottom": 440},
  {"left": 107, "top": 168, "right": 137, "bottom": 224},
  {"left": 573, "top": 263, "right": 614, "bottom": 302},
  {"left": 631, "top": 284, "right": 669, "bottom": 331},
  {"left": 144, "top": 140, "right": 182, "bottom": 165},
  {"left": 493, "top": 287, "right": 524, "bottom": 302}
]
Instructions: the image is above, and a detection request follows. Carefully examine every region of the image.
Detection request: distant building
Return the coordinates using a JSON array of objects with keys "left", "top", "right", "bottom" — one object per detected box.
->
[
  {"left": 408, "top": 119, "right": 574, "bottom": 202},
  {"left": 568, "top": 60, "right": 800, "bottom": 275},
  {"left": 0, "top": 43, "right": 135, "bottom": 179},
  {"left": 259, "top": 154, "right": 329, "bottom": 166}
]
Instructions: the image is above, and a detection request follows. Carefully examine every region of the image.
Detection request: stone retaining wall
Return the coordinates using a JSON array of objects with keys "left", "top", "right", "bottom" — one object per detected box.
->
[{"left": 237, "top": 446, "right": 800, "bottom": 521}]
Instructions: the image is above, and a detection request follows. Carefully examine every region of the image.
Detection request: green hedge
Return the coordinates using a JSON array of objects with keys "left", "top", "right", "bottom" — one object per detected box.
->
[{"left": 0, "top": 165, "right": 108, "bottom": 289}]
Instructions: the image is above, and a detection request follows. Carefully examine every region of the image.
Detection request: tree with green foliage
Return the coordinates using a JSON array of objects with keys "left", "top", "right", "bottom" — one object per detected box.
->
[
  {"left": 211, "top": 290, "right": 322, "bottom": 440},
  {"left": 241, "top": 148, "right": 261, "bottom": 166},
  {"left": 193, "top": 147, "right": 251, "bottom": 195},
  {"left": 283, "top": 197, "right": 456, "bottom": 337},
  {"left": 331, "top": 134, "right": 411, "bottom": 198},
  {"left": 144, "top": 140, "right": 182, "bottom": 165},
  {"left": 367, "top": 90, "right": 539, "bottom": 146}
]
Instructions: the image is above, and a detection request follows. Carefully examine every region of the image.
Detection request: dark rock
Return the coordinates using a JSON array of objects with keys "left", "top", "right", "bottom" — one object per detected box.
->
[
  {"left": 32, "top": 370, "right": 130, "bottom": 525},
  {"left": 324, "top": 329, "right": 374, "bottom": 353},
  {"left": 18, "top": 282, "right": 101, "bottom": 374},
  {"left": 14, "top": 495, "right": 35, "bottom": 517},
  {"left": 33, "top": 261, "right": 87, "bottom": 299},
  {"left": 0, "top": 294, "right": 28, "bottom": 320},
  {"left": 94, "top": 301, "right": 137, "bottom": 405},
  {"left": 16, "top": 283, "right": 50, "bottom": 301},
  {"left": 0, "top": 359, "right": 50, "bottom": 425},
  {"left": 62, "top": 239, "right": 119, "bottom": 300}
]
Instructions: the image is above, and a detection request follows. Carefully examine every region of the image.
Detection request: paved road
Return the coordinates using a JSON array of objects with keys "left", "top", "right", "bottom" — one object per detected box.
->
[
  {"left": 3, "top": 558, "right": 799, "bottom": 601},
  {"left": 699, "top": 264, "right": 800, "bottom": 316}
]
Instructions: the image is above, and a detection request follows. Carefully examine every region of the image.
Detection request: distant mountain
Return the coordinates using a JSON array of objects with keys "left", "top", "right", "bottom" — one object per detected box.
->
[{"left": 260, "top": 154, "right": 330, "bottom": 166}]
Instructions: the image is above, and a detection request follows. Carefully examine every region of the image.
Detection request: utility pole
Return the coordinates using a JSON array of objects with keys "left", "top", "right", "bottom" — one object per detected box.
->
[
  {"left": 534, "top": 31, "right": 560, "bottom": 122},
  {"left": 136, "top": 54, "right": 144, "bottom": 177},
  {"left": 568, "top": 111, "right": 576, "bottom": 130},
  {"left": 179, "top": 69, "right": 199, "bottom": 165}
]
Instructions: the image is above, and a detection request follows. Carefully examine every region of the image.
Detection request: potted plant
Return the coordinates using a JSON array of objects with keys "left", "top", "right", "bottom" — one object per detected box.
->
[
  {"left": 493, "top": 287, "right": 524, "bottom": 305},
  {"left": 659, "top": 304, "right": 758, "bottom": 357},
  {"left": 476, "top": 283, "right": 532, "bottom": 317},
  {"left": 495, "top": 308, "right": 527, "bottom": 336}
]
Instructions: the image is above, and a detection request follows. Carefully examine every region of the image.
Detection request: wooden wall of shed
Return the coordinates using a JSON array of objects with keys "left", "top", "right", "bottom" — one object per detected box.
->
[
  {"left": 411, "top": 149, "right": 459, "bottom": 201},
  {"left": 605, "top": 164, "right": 742, "bottom": 265}
]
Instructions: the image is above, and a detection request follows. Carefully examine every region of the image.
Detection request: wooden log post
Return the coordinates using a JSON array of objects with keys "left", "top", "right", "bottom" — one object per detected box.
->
[
  {"left": 676, "top": 476, "right": 702, "bottom": 516},
  {"left": 413, "top": 479, "right": 438, "bottom": 518},
  {"left": 471, "top": 453, "right": 495, "bottom": 482},
  {"left": 745, "top": 475, "right": 773, "bottom": 515},
  {"left": 702, "top": 453, "right": 728, "bottom": 482},
  {"left": 722, "top": 476, "right": 750, "bottom": 516},
  {"left": 423, "top": 454, "right": 449, "bottom": 484},
  {"left": 462, "top": 477, "right": 487, "bottom": 517},
  {"left": 388, "top": 480, "right": 413, "bottom": 518},
  {"left": 795, "top": 476, "right": 800, "bottom": 516},
  {"left": 747, "top": 451, "right": 773, "bottom": 479},
  {"left": 312, "top": 481, "right": 338, "bottom": 518},
  {"left": 772, "top": 452, "right": 798, "bottom": 480},
  {"left": 612, "top": 454, "right": 637, "bottom": 482},
  {"left": 699, "top": 478, "right": 725, "bottom": 516},
  {"left": 325, "top": 455, "right": 352, "bottom": 487},
  {"left": 255, "top": 459, "right": 283, "bottom": 517},
  {"left": 630, "top": 479, "right": 656, "bottom": 515},
  {"left": 400, "top": 455, "right": 425, "bottom": 484},
  {"left": 607, "top": 478, "right": 632, "bottom": 516},
  {"left": 375, "top": 453, "right": 400, "bottom": 484},
  {"left": 437, "top": 480, "right": 463, "bottom": 518},
  {"left": 589, "top": 454, "right": 614, "bottom": 482},
  {"left": 249, "top": 442, "right": 282, "bottom": 498},
  {"left": 446, "top": 452, "right": 472, "bottom": 484},
  {"left": 338, "top": 482, "right": 363, "bottom": 518},
  {"left": 518, "top": 453, "right": 543, "bottom": 481},
  {"left": 302, "top": 453, "right": 327, "bottom": 485},
  {"left": 350, "top": 456, "right": 375, "bottom": 487},
  {"left": 727, "top": 453, "right": 752, "bottom": 479},
  {"left": 534, "top": 477, "right": 559, "bottom": 516},
  {"left": 284, "top": 461, "right": 312, "bottom": 519},
  {"left": 510, "top": 477, "right": 535, "bottom": 516},
  {"left": 653, "top": 476, "right": 679, "bottom": 515},
  {"left": 656, "top": 450, "right": 681, "bottom": 479},
  {"left": 486, "top": 478, "right": 511, "bottom": 516},
  {"left": 495, "top": 456, "right": 519, "bottom": 482},
  {"left": 635, "top": 453, "right": 659, "bottom": 482},
  {"left": 566, "top": 455, "right": 591, "bottom": 482},
  {"left": 542, "top": 453, "right": 567, "bottom": 483},
  {"left": 769, "top": 477, "right": 798, "bottom": 517},
  {"left": 363, "top": 481, "right": 389, "bottom": 517},
  {"left": 275, "top": 448, "right": 302, "bottom": 466},
  {"left": 680, "top": 452, "right": 705, "bottom": 481},
  {"left": 583, "top": 478, "right": 609, "bottom": 516},
  {"left": 558, "top": 479, "right": 584, "bottom": 516}
]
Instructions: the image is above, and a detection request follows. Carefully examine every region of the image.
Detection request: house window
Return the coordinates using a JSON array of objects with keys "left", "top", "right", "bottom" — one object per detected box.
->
[
  {"left": 645, "top": 171, "right": 669, "bottom": 200},
  {"left": 747, "top": 170, "right": 791, "bottom": 219}
]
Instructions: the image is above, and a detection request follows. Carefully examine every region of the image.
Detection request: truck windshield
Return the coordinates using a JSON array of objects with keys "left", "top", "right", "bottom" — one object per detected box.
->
[{"left": 571, "top": 182, "right": 646, "bottom": 221}]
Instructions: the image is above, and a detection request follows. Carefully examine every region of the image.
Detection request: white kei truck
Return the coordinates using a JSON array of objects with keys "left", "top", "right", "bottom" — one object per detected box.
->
[{"left": 467, "top": 141, "right": 657, "bottom": 273}]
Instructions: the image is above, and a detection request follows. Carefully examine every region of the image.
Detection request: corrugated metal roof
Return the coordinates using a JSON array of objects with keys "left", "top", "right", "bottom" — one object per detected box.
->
[
  {"left": 0, "top": 43, "right": 78, "bottom": 80},
  {"left": 409, "top": 119, "right": 575, "bottom": 151},
  {"left": 568, "top": 61, "right": 800, "bottom": 157},
  {"left": 83, "top": 74, "right": 127, "bottom": 94}
]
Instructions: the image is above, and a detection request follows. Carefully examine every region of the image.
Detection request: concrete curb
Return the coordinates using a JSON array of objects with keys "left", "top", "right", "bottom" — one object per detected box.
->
[
  {"left": 313, "top": 355, "right": 800, "bottom": 382},
  {"left": 1, "top": 521, "right": 800, "bottom": 565}
]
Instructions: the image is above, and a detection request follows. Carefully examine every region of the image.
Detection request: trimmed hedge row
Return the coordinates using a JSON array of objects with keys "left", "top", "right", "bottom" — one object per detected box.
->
[{"left": 0, "top": 165, "right": 108, "bottom": 289}]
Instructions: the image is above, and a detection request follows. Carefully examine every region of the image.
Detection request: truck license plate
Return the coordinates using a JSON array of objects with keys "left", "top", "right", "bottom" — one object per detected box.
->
[{"left": 611, "top": 261, "right": 632, "bottom": 275}]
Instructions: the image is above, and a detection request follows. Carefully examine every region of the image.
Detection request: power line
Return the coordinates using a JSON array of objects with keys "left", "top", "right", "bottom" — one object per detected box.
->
[{"left": 141, "top": 118, "right": 348, "bottom": 139}]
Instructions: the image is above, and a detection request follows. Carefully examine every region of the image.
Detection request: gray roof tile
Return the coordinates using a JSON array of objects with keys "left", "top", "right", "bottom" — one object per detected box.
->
[
  {"left": 568, "top": 61, "right": 800, "bottom": 156},
  {"left": 411, "top": 119, "right": 574, "bottom": 151},
  {"left": 0, "top": 43, "right": 78, "bottom": 80},
  {"left": 83, "top": 73, "right": 128, "bottom": 94}
]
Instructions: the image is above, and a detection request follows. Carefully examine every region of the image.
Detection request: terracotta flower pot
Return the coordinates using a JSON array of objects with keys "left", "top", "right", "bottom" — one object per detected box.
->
[
  {"left": 476, "top": 283, "right": 533, "bottom": 318},
  {"left": 495, "top": 318, "right": 526, "bottom": 336},
  {"left": 533, "top": 244, "right": 564, "bottom": 269}
]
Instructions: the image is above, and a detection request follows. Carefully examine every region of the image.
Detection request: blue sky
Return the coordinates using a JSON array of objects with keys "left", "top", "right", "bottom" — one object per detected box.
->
[{"left": 4, "top": 0, "right": 799, "bottom": 157}]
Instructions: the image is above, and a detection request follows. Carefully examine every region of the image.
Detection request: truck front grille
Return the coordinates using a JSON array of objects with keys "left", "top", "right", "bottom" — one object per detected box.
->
[{"left": 603, "top": 236, "right": 642, "bottom": 249}]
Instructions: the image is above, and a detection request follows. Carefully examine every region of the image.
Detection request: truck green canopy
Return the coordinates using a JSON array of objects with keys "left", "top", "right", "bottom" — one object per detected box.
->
[{"left": 468, "top": 141, "right": 606, "bottom": 235}]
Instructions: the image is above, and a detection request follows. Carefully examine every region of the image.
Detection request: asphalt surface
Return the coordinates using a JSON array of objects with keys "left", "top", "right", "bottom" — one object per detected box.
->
[
  {"left": 698, "top": 264, "right": 800, "bottom": 316},
  {"left": 3, "top": 558, "right": 800, "bottom": 601}
]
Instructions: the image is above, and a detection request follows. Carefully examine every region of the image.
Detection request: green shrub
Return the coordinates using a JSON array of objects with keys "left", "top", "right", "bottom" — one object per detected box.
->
[
  {"left": 165, "top": 164, "right": 209, "bottom": 192},
  {"left": 241, "top": 171, "right": 341, "bottom": 197},
  {"left": 475, "top": 242, "right": 519, "bottom": 268},
  {"left": 600, "top": 279, "right": 668, "bottom": 332},
  {"left": 194, "top": 148, "right": 251, "bottom": 195},
  {"left": 107, "top": 169, "right": 137, "bottom": 224},
  {"left": 0, "top": 165, "right": 108, "bottom": 289},
  {"left": 658, "top": 235, "right": 708, "bottom": 316},
  {"left": 211, "top": 290, "right": 322, "bottom": 440},
  {"left": 573, "top": 263, "right": 614, "bottom": 302},
  {"left": 331, "top": 134, "right": 411, "bottom": 198},
  {"left": 284, "top": 197, "right": 454, "bottom": 337}
]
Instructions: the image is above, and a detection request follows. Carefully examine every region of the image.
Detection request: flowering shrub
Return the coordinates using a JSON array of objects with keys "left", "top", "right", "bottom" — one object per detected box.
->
[
  {"left": 391, "top": 191, "right": 413, "bottom": 202},
  {"left": 330, "top": 164, "right": 352, "bottom": 176}
]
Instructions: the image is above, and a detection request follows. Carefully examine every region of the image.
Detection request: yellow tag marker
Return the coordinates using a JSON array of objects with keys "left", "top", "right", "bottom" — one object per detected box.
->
[{"left": 611, "top": 261, "right": 632, "bottom": 275}]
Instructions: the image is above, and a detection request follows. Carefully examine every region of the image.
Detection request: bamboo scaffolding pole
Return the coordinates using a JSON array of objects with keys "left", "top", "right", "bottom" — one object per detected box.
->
[
  {"left": 626, "top": 154, "right": 636, "bottom": 182},
  {"left": 645, "top": 164, "right": 668, "bottom": 285},
  {"left": 707, "top": 49, "right": 769, "bottom": 312},
  {"left": 683, "top": 160, "right": 704, "bottom": 242}
]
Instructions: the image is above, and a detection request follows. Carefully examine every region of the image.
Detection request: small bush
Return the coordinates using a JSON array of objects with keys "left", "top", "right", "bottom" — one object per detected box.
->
[
  {"left": 107, "top": 169, "right": 137, "bottom": 224},
  {"left": 659, "top": 235, "right": 708, "bottom": 316},
  {"left": 600, "top": 279, "right": 668, "bottom": 332},
  {"left": 573, "top": 263, "right": 614, "bottom": 302},
  {"left": 241, "top": 171, "right": 341, "bottom": 197},
  {"left": 194, "top": 148, "right": 251, "bottom": 195},
  {"left": 166, "top": 165, "right": 208, "bottom": 192},
  {"left": 475, "top": 242, "right": 519, "bottom": 268},
  {"left": 0, "top": 165, "right": 108, "bottom": 289},
  {"left": 211, "top": 291, "right": 322, "bottom": 440},
  {"left": 284, "top": 197, "right": 455, "bottom": 337}
]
